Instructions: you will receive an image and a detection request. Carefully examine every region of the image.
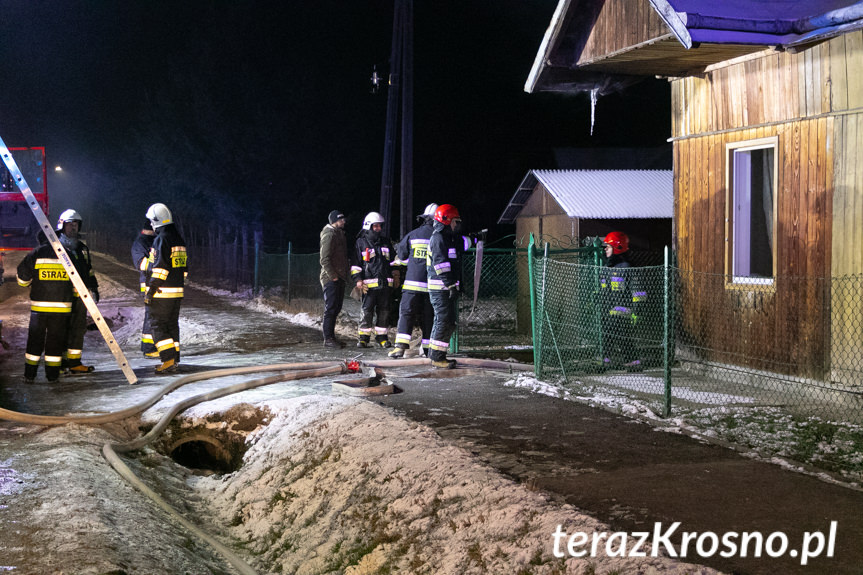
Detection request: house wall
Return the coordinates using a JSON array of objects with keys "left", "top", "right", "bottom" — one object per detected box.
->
[
  {"left": 670, "top": 33, "right": 863, "bottom": 381},
  {"left": 515, "top": 185, "right": 572, "bottom": 245}
]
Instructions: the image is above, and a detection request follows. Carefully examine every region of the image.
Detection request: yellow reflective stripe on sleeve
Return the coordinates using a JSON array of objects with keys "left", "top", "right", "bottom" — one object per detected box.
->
[{"left": 152, "top": 268, "right": 169, "bottom": 280}]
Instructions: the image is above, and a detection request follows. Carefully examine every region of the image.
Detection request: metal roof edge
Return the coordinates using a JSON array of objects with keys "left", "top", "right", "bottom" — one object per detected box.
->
[
  {"left": 497, "top": 170, "right": 540, "bottom": 224},
  {"left": 648, "top": 0, "right": 693, "bottom": 49},
  {"left": 525, "top": 0, "right": 572, "bottom": 93}
]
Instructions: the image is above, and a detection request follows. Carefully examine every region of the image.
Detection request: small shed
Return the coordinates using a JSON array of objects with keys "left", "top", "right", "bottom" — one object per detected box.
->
[{"left": 499, "top": 169, "right": 673, "bottom": 250}]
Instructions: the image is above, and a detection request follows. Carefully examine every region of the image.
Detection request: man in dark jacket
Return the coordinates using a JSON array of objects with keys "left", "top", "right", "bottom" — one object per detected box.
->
[
  {"left": 17, "top": 232, "right": 74, "bottom": 382},
  {"left": 320, "top": 210, "right": 348, "bottom": 348},
  {"left": 145, "top": 203, "right": 187, "bottom": 373},
  {"left": 426, "top": 204, "right": 463, "bottom": 369},
  {"left": 351, "top": 211, "right": 397, "bottom": 348},
  {"left": 56, "top": 209, "right": 99, "bottom": 374},
  {"left": 132, "top": 220, "right": 158, "bottom": 357},
  {"left": 389, "top": 203, "right": 438, "bottom": 358}
]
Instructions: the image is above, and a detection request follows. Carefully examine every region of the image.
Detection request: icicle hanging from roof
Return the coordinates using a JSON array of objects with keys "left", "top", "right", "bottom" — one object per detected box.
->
[{"left": 590, "top": 88, "right": 598, "bottom": 136}]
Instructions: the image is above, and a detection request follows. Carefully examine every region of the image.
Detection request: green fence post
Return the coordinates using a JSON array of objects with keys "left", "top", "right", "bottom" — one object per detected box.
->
[
  {"left": 287, "top": 241, "right": 293, "bottom": 303},
  {"left": 449, "top": 255, "right": 463, "bottom": 353},
  {"left": 253, "top": 239, "right": 260, "bottom": 295},
  {"left": 593, "top": 238, "right": 605, "bottom": 362},
  {"left": 528, "top": 234, "right": 540, "bottom": 377},
  {"left": 663, "top": 245, "right": 672, "bottom": 417}
]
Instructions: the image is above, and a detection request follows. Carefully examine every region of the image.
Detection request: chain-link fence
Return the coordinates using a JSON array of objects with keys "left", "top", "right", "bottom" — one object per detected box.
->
[
  {"left": 452, "top": 248, "right": 527, "bottom": 351},
  {"left": 252, "top": 245, "right": 525, "bottom": 350},
  {"left": 254, "top": 247, "right": 322, "bottom": 301},
  {"left": 530, "top": 236, "right": 863, "bottom": 423}
]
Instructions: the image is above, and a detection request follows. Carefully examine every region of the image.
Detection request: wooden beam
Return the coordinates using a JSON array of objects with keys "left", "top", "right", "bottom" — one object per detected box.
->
[{"left": 648, "top": 0, "right": 692, "bottom": 49}]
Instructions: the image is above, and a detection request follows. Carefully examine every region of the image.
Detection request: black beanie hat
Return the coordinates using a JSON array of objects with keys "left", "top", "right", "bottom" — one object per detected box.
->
[{"left": 328, "top": 210, "right": 345, "bottom": 224}]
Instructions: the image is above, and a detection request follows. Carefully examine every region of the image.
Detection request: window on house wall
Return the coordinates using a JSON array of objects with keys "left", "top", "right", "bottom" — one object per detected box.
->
[{"left": 728, "top": 139, "right": 776, "bottom": 284}]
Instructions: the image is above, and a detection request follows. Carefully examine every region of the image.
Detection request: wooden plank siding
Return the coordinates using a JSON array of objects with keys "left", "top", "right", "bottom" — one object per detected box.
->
[
  {"left": 579, "top": 0, "right": 668, "bottom": 64},
  {"left": 669, "top": 31, "right": 863, "bottom": 381},
  {"left": 674, "top": 118, "right": 832, "bottom": 378},
  {"left": 672, "top": 33, "right": 863, "bottom": 139},
  {"left": 831, "top": 113, "right": 863, "bottom": 383}
]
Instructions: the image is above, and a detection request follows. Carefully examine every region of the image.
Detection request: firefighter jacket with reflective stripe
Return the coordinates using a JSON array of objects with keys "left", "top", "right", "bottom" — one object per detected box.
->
[
  {"left": 61, "top": 235, "right": 98, "bottom": 297},
  {"left": 599, "top": 253, "right": 645, "bottom": 321},
  {"left": 131, "top": 231, "right": 155, "bottom": 293},
  {"left": 148, "top": 224, "right": 187, "bottom": 299},
  {"left": 351, "top": 230, "right": 396, "bottom": 289},
  {"left": 16, "top": 243, "right": 74, "bottom": 313},
  {"left": 426, "top": 221, "right": 463, "bottom": 291},
  {"left": 394, "top": 219, "right": 434, "bottom": 292}
]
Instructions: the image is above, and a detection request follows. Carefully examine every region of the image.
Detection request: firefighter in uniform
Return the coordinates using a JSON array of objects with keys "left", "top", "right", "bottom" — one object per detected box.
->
[
  {"left": 426, "top": 204, "right": 463, "bottom": 369},
  {"left": 599, "top": 231, "right": 644, "bottom": 371},
  {"left": 351, "top": 211, "right": 397, "bottom": 348},
  {"left": 388, "top": 203, "right": 438, "bottom": 358},
  {"left": 132, "top": 219, "right": 158, "bottom": 357},
  {"left": 56, "top": 209, "right": 99, "bottom": 374},
  {"left": 145, "top": 203, "right": 187, "bottom": 373},
  {"left": 17, "top": 232, "right": 74, "bottom": 382}
]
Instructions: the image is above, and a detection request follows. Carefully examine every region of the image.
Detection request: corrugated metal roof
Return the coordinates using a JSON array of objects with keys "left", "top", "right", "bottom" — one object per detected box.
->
[{"left": 499, "top": 169, "right": 672, "bottom": 224}]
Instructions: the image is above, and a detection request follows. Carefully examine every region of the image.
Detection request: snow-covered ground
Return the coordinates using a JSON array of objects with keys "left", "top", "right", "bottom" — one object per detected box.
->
[
  {"left": 0, "top": 259, "right": 724, "bottom": 574},
  {"left": 2, "top": 252, "right": 860, "bottom": 573}
]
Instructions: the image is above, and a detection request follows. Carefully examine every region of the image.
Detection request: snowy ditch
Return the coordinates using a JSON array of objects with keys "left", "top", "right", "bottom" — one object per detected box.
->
[{"left": 120, "top": 394, "right": 721, "bottom": 575}]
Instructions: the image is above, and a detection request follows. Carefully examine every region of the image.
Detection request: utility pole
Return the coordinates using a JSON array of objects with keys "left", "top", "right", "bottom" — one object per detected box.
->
[{"left": 378, "top": 0, "right": 413, "bottom": 239}]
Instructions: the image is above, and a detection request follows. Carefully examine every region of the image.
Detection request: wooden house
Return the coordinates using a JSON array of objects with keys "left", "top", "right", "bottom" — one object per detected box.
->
[{"left": 526, "top": 0, "right": 863, "bottom": 384}]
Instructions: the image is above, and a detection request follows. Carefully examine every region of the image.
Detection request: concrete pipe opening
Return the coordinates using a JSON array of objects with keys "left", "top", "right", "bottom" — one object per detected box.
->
[{"left": 168, "top": 435, "right": 238, "bottom": 474}]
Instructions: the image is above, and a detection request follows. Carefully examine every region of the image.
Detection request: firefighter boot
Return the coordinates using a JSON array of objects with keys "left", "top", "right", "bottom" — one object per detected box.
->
[
  {"left": 357, "top": 336, "right": 370, "bottom": 348},
  {"left": 64, "top": 356, "right": 95, "bottom": 374},
  {"left": 67, "top": 364, "right": 95, "bottom": 374},
  {"left": 155, "top": 358, "right": 177, "bottom": 374},
  {"left": 388, "top": 343, "right": 407, "bottom": 358},
  {"left": 375, "top": 335, "right": 393, "bottom": 349},
  {"left": 431, "top": 358, "right": 457, "bottom": 369}
]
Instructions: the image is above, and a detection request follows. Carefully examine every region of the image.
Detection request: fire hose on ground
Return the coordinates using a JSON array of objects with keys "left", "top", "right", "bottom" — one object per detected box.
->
[{"left": 0, "top": 356, "right": 534, "bottom": 575}]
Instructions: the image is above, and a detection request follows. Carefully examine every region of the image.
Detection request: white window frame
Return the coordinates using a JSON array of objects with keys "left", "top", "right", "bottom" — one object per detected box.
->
[{"left": 725, "top": 137, "right": 778, "bottom": 288}]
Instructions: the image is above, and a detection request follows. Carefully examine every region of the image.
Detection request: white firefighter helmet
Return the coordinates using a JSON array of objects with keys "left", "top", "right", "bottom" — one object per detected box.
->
[
  {"left": 56, "top": 209, "right": 83, "bottom": 232},
  {"left": 421, "top": 203, "right": 438, "bottom": 218},
  {"left": 362, "top": 211, "right": 385, "bottom": 230},
  {"left": 146, "top": 203, "right": 173, "bottom": 229}
]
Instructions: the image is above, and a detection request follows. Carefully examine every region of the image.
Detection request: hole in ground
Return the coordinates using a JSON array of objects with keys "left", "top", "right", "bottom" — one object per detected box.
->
[{"left": 169, "top": 437, "right": 237, "bottom": 474}]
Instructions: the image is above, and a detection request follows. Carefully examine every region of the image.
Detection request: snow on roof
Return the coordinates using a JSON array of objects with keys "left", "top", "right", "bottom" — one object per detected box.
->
[{"left": 498, "top": 169, "right": 672, "bottom": 224}]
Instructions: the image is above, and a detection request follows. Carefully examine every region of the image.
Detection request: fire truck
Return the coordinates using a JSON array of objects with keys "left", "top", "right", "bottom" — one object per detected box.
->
[
  {"left": 0, "top": 146, "right": 48, "bottom": 251},
  {"left": 0, "top": 146, "right": 48, "bottom": 349}
]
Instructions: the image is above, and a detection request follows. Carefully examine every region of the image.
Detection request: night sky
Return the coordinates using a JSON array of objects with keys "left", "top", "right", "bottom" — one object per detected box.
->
[{"left": 0, "top": 1, "right": 670, "bottom": 251}]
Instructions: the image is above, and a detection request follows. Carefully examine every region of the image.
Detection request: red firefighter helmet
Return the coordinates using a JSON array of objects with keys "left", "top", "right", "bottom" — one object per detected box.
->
[
  {"left": 434, "top": 204, "right": 460, "bottom": 225},
  {"left": 603, "top": 231, "right": 629, "bottom": 254}
]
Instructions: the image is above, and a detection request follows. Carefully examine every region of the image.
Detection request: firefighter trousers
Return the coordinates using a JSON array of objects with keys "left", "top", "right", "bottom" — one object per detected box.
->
[
  {"left": 25, "top": 311, "right": 68, "bottom": 381},
  {"left": 428, "top": 290, "right": 457, "bottom": 362},
  {"left": 149, "top": 297, "right": 182, "bottom": 362},
  {"left": 140, "top": 293, "right": 157, "bottom": 354},
  {"left": 65, "top": 297, "right": 88, "bottom": 366},
  {"left": 395, "top": 291, "right": 434, "bottom": 349},
  {"left": 359, "top": 287, "right": 391, "bottom": 343}
]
